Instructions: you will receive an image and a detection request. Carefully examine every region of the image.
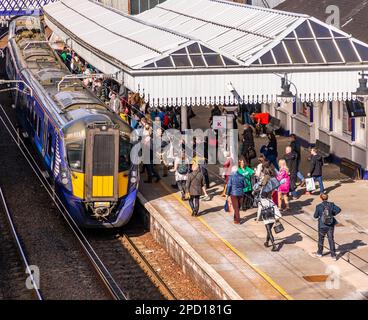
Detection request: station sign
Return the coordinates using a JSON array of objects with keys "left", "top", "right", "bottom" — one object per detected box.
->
[{"left": 212, "top": 116, "right": 227, "bottom": 130}]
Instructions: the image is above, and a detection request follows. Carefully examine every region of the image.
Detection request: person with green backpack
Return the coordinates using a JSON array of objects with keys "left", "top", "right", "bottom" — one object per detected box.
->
[{"left": 238, "top": 157, "right": 255, "bottom": 211}]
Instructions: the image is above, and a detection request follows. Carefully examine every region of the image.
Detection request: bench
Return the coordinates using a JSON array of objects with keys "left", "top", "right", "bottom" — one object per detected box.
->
[
  {"left": 266, "top": 116, "right": 281, "bottom": 133},
  {"left": 340, "top": 158, "right": 362, "bottom": 179},
  {"left": 315, "top": 139, "right": 330, "bottom": 161}
]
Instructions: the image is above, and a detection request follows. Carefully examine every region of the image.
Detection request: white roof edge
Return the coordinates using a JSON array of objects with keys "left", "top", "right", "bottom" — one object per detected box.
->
[{"left": 207, "top": 0, "right": 310, "bottom": 18}]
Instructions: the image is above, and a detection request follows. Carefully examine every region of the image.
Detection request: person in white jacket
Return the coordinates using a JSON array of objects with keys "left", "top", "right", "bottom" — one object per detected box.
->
[{"left": 256, "top": 197, "right": 282, "bottom": 252}]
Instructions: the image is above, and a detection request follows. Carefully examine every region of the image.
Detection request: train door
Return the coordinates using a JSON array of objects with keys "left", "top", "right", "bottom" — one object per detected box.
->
[{"left": 85, "top": 126, "right": 119, "bottom": 203}]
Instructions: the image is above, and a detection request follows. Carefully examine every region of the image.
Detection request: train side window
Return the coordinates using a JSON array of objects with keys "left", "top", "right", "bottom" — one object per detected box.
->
[
  {"left": 46, "top": 132, "right": 53, "bottom": 157},
  {"left": 36, "top": 116, "right": 42, "bottom": 138},
  {"left": 33, "top": 110, "right": 37, "bottom": 128}
]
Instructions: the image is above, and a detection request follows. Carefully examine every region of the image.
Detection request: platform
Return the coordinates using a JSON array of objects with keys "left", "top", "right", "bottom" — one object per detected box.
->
[{"left": 137, "top": 108, "right": 368, "bottom": 300}]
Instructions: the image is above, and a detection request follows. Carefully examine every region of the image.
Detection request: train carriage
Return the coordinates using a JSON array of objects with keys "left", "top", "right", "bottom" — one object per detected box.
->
[{"left": 5, "top": 16, "right": 139, "bottom": 228}]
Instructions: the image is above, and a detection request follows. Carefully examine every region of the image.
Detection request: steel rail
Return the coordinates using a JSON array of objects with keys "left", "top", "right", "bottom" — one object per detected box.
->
[
  {"left": 0, "top": 104, "right": 127, "bottom": 300},
  {"left": 121, "top": 234, "right": 177, "bottom": 300},
  {"left": 0, "top": 187, "right": 43, "bottom": 300}
]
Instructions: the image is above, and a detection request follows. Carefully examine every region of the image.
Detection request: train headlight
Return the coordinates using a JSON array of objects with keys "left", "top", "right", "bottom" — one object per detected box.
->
[
  {"left": 61, "top": 177, "right": 69, "bottom": 185},
  {"left": 130, "top": 177, "right": 137, "bottom": 184}
]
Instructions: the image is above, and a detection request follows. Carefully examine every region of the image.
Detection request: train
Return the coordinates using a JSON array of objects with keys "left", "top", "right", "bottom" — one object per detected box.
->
[{"left": 5, "top": 16, "right": 139, "bottom": 228}]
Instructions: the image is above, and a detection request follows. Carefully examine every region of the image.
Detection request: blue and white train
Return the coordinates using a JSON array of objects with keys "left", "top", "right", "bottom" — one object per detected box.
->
[{"left": 5, "top": 16, "right": 139, "bottom": 228}]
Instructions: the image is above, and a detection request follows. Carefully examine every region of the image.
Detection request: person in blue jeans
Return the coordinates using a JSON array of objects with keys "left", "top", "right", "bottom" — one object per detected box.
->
[{"left": 307, "top": 148, "right": 325, "bottom": 194}]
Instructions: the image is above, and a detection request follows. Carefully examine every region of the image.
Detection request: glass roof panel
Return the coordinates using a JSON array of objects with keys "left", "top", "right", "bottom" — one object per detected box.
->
[
  {"left": 201, "top": 45, "right": 216, "bottom": 54},
  {"left": 299, "top": 39, "right": 324, "bottom": 63},
  {"left": 272, "top": 43, "right": 290, "bottom": 64},
  {"left": 353, "top": 42, "right": 368, "bottom": 61},
  {"left": 142, "top": 63, "right": 155, "bottom": 69},
  {"left": 156, "top": 56, "right": 173, "bottom": 68},
  {"left": 222, "top": 56, "right": 239, "bottom": 66},
  {"left": 310, "top": 21, "right": 332, "bottom": 38},
  {"left": 317, "top": 39, "right": 343, "bottom": 62},
  {"left": 172, "top": 48, "right": 187, "bottom": 55},
  {"left": 251, "top": 59, "right": 260, "bottom": 65},
  {"left": 190, "top": 55, "right": 206, "bottom": 67},
  {"left": 260, "top": 51, "right": 275, "bottom": 65},
  {"left": 204, "top": 54, "right": 224, "bottom": 66},
  {"left": 172, "top": 55, "right": 192, "bottom": 68},
  {"left": 295, "top": 22, "right": 313, "bottom": 38},
  {"left": 187, "top": 43, "right": 201, "bottom": 54},
  {"left": 285, "top": 31, "right": 296, "bottom": 39},
  {"left": 335, "top": 39, "right": 360, "bottom": 63},
  {"left": 283, "top": 40, "right": 305, "bottom": 63}
]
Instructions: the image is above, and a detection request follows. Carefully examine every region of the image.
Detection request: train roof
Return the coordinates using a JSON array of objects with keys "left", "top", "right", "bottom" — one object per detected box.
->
[{"left": 8, "top": 16, "right": 131, "bottom": 136}]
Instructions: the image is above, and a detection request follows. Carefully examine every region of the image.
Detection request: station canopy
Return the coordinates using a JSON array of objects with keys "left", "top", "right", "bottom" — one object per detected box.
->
[{"left": 43, "top": 0, "right": 368, "bottom": 106}]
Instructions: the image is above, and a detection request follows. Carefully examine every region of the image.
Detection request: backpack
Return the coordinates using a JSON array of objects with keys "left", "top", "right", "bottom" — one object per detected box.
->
[
  {"left": 177, "top": 163, "right": 189, "bottom": 175},
  {"left": 322, "top": 202, "right": 334, "bottom": 226},
  {"left": 261, "top": 206, "right": 275, "bottom": 220}
]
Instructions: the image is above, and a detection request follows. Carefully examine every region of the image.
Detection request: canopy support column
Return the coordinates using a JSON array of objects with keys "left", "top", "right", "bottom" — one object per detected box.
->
[{"left": 181, "top": 105, "right": 187, "bottom": 131}]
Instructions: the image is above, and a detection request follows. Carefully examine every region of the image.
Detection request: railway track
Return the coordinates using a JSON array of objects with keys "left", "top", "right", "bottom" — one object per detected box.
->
[
  {"left": 0, "top": 95, "right": 174, "bottom": 299},
  {"left": 0, "top": 103, "right": 125, "bottom": 299},
  {"left": 0, "top": 187, "right": 38, "bottom": 300}
]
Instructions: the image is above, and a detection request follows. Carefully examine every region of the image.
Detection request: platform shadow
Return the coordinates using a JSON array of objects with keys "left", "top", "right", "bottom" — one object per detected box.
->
[
  {"left": 199, "top": 205, "right": 225, "bottom": 216},
  {"left": 276, "top": 232, "right": 303, "bottom": 251},
  {"left": 336, "top": 239, "right": 367, "bottom": 259}
]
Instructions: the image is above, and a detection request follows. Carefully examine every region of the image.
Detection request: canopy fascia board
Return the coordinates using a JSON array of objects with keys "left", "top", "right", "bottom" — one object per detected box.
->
[{"left": 134, "top": 70, "right": 361, "bottom": 107}]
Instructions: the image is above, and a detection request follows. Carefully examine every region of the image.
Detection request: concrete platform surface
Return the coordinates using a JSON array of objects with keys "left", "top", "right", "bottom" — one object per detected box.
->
[{"left": 137, "top": 106, "right": 368, "bottom": 300}]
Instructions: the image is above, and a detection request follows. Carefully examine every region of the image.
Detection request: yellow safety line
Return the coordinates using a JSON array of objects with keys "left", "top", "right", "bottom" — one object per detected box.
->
[{"left": 159, "top": 181, "right": 293, "bottom": 300}]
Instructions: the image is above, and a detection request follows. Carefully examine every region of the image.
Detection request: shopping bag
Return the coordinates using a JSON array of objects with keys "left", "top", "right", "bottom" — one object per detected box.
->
[
  {"left": 224, "top": 199, "right": 229, "bottom": 212},
  {"left": 305, "top": 177, "right": 316, "bottom": 192}
]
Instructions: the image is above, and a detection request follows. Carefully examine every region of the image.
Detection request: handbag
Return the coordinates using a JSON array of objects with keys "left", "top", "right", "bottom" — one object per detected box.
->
[
  {"left": 305, "top": 177, "right": 316, "bottom": 192},
  {"left": 247, "top": 147, "right": 256, "bottom": 160},
  {"left": 273, "top": 221, "right": 285, "bottom": 234}
]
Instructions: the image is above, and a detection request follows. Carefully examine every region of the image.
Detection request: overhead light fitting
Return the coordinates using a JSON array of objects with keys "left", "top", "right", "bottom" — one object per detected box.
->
[{"left": 352, "top": 71, "right": 368, "bottom": 97}]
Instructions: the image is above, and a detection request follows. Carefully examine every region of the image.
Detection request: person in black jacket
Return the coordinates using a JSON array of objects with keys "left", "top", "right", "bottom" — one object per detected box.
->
[
  {"left": 284, "top": 146, "right": 298, "bottom": 198},
  {"left": 264, "top": 133, "right": 279, "bottom": 170},
  {"left": 241, "top": 124, "right": 256, "bottom": 165},
  {"left": 186, "top": 163, "right": 207, "bottom": 216},
  {"left": 308, "top": 148, "right": 324, "bottom": 194},
  {"left": 290, "top": 134, "right": 305, "bottom": 186},
  {"left": 313, "top": 194, "right": 341, "bottom": 260}
]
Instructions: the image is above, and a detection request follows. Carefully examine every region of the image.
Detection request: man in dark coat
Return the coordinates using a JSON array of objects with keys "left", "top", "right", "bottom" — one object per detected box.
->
[
  {"left": 290, "top": 134, "right": 305, "bottom": 186},
  {"left": 313, "top": 194, "right": 341, "bottom": 260},
  {"left": 186, "top": 163, "right": 207, "bottom": 216},
  {"left": 284, "top": 146, "right": 298, "bottom": 198},
  {"left": 308, "top": 148, "right": 324, "bottom": 194},
  {"left": 241, "top": 124, "right": 256, "bottom": 165}
]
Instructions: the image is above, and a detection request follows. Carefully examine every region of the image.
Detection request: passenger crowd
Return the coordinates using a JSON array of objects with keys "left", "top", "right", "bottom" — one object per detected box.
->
[{"left": 57, "top": 47, "right": 340, "bottom": 260}]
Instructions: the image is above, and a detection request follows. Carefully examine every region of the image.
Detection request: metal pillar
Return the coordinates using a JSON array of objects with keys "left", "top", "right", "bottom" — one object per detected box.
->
[{"left": 181, "top": 105, "right": 187, "bottom": 131}]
